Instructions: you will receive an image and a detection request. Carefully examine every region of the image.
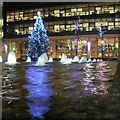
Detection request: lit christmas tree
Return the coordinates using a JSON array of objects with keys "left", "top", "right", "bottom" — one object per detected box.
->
[{"left": 26, "top": 11, "right": 50, "bottom": 60}]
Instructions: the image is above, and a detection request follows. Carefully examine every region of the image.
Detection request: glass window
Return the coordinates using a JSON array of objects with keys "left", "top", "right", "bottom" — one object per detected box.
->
[
  {"left": 19, "top": 28, "right": 24, "bottom": 34},
  {"left": 7, "top": 15, "right": 10, "bottom": 22},
  {"left": 108, "top": 26, "right": 114, "bottom": 30},
  {"left": 95, "top": 7, "right": 102, "bottom": 14},
  {"left": 60, "top": 10, "right": 65, "bottom": 17},
  {"left": 108, "top": 18, "right": 114, "bottom": 22},
  {"left": 20, "top": 24, "right": 23, "bottom": 28},
  {"left": 115, "top": 18, "right": 120, "bottom": 21},
  {"left": 34, "top": 9, "right": 39, "bottom": 12},
  {"left": 49, "top": 10, "right": 54, "bottom": 17},
  {"left": 109, "top": 9, "right": 114, "bottom": 13},
  {"left": 66, "top": 25, "right": 71, "bottom": 31},
  {"left": 89, "top": 19, "right": 94, "bottom": 22},
  {"left": 19, "top": 11, "right": 23, "bottom": 20},
  {"left": 60, "top": 25, "right": 65, "bottom": 31},
  {"left": 89, "top": 23, "right": 94, "bottom": 27},
  {"left": 29, "top": 13, "right": 33, "bottom": 20},
  {"left": 24, "top": 24, "right": 28, "bottom": 27},
  {"left": 10, "top": 12, "right": 14, "bottom": 16},
  {"left": 102, "top": 21, "right": 108, "bottom": 26},
  {"left": 71, "top": 8, "right": 77, "bottom": 16},
  {"left": 109, "top": 6, "right": 114, "bottom": 9},
  {"left": 115, "top": 38, "right": 119, "bottom": 48},
  {"left": 33, "top": 12, "right": 37, "bottom": 19},
  {"left": 10, "top": 16, "right": 14, "bottom": 22},
  {"left": 115, "top": 5, "right": 120, "bottom": 13},
  {"left": 44, "top": 11, "right": 49, "bottom": 17},
  {"left": 54, "top": 25, "right": 60, "bottom": 32},
  {"left": 66, "top": 9, "right": 71, "bottom": 17},
  {"left": 15, "top": 11, "right": 19, "bottom": 21},
  {"left": 24, "top": 28, "right": 28, "bottom": 34},
  {"left": 89, "top": 7, "right": 95, "bottom": 15},
  {"left": 59, "top": 21, "right": 65, "bottom": 25},
  {"left": 109, "top": 22, "right": 114, "bottom": 26},
  {"left": 54, "top": 10, "right": 60, "bottom": 17},
  {"left": 77, "top": 8, "right": 82, "bottom": 11},
  {"left": 71, "top": 8, "right": 77, "bottom": 12},
  {"left": 115, "top": 22, "right": 120, "bottom": 26},
  {"left": 28, "top": 26, "right": 33, "bottom": 34},
  {"left": 29, "top": 9, "right": 33, "bottom": 12},
  {"left": 102, "top": 6, "right": 109, "bottom": 14},
  {"left": 49, "top": 22, "right": 54, "bottom": 25},
  {"left": 9, "top": 42, "right": 16, "bottom": 51},
  {"left": 24, "top": 13, "right": 29, "bottom": 20},
  {"left": 95, "top": 22, "right": 101, "bottom": 27},
  {"left": 24, "top": 10, "right": 29, "bottom": 13}
]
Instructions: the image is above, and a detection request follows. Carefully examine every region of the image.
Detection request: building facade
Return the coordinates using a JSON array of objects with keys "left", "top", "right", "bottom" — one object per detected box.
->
[{"left": 2, "top": 2, "right": 120, "bottom": 60}]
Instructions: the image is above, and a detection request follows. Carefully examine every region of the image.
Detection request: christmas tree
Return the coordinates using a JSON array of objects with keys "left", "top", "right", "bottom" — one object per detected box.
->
[{"left": 26, "top": 11, "right": 50, "bottom": 60}]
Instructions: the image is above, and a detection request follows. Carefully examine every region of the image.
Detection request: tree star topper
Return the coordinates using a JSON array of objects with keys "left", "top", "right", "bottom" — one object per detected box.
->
[{"left": 37, "top": 11, "right": 41, "bottom": 17}]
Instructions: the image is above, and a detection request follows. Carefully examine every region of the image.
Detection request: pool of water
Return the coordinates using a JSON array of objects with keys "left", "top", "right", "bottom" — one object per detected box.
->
[{"left": 1, "top": 61, "right": 119, "bottom": 119}]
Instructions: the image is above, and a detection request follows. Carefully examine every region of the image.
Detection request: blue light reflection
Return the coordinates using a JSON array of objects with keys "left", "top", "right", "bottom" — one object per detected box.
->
[{"left": 23, "top": 66, "right": 55, "bottom": 119}]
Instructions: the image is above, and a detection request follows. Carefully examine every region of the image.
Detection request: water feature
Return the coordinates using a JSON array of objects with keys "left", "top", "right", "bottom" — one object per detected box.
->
[
  {"left": 63, "top": 58, "right": 72, "bottom": 64},
  {"left": 2, "top": 60, "right": 119, "bottom": 119},
  {"left": 7, "top": 51, "right": 17, "bottom": 64},
  {"left": 0, "top": 55, "right": 3, "bottom": 62},
  {"left": 87, "top": 58, "right": 92, "bottom": 62},
  {"left": 72, "top": 56, "right": 79, "bottom": 62},
  {"left": 36, "top": 55, "right": 45, "bottom": 66},
  {"left": 92, "top": 58, "right": 97, "bottom": 62},
  {"left": 26, "top": 57, "right": 31, "bottom": 62},
  {"left": 60, "top": 53, "right": 67, "bottom": 63},
  {"left": 79, "top": 56, "right": 87, "bottom": 63},
  {"left": 42, "top": 53, "right": 49, "bottom": 63},
  {"left": 97, "top": 59, "right": 100, "bottom": 62},
  {"left": 48, "top": 58, "right": 53, "bottom": 62},
  {"left": 36, "top": 53, "right": 49, "bottom": 66}
]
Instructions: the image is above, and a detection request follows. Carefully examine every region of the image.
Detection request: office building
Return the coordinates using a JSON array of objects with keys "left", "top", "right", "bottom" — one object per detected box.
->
[{"left": 2, "top": 2, "right": 120, "bottom": 60}]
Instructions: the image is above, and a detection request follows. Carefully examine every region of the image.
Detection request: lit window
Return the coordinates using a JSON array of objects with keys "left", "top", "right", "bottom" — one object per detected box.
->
[
  {"left": 54, "top": 10, "right": 59, "bottom": 14},
  {"left": 109, "top": 22, "right": 114, "bottom": 26},
  {"left": 109, "top": 6, "right": 114, "bottom": 10},
  {"left": 102, "top": 22, "right": 108, "bottom": 26},
  {"left": 115, "top": 18, "right": 120, "bottom": 21},
  {"left": 60, "top": 10, "right": 65, "bottom": 17},
  {"left": 115, "top": 22, "right": 120, "bottom": 26},
  {"left": 54, "top": 25, "right": 59, "bottom": 32},
  {"left": 95, "top": 22, "right": 101, "bottom": 27},
  {"left": 66, "top": 9, "right": 71, "bottom": 17},
  {"left": 66, "top": 25, "right": 71, "bottom": 31},
  {"left": 115, "top": 38, "right": 119, "bottom": 48},
  {"left": 71, "top": 8, "right": 77, "bottom": 12},
  {"left": 15, "top": 11, "right": 19, "bottom": 21},
  {"left": 108, "top": 26, "right": 114, "bottom": 30},
  {"left": 44, "top": 12, "right": 49, "bottom": 17},
  {"left": 60, "top": 25, "right": 65, "bottom": 31},
  {"left": 109, "top": 10, "right": 114, "bottom": 13},
  {"left": 83, "top": 23, "right": 88, "bottom": 27},
  {"left": 66, "top": 12, "right": 71, "bottom": 17},
  {"left": 77, "top": 8, "right": 82, "bottom": 11}
]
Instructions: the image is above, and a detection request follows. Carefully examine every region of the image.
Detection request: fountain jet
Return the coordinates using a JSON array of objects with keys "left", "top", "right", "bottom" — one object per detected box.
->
[{"left": 7, "top": 51, "right": 17, "bottom": 64}]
